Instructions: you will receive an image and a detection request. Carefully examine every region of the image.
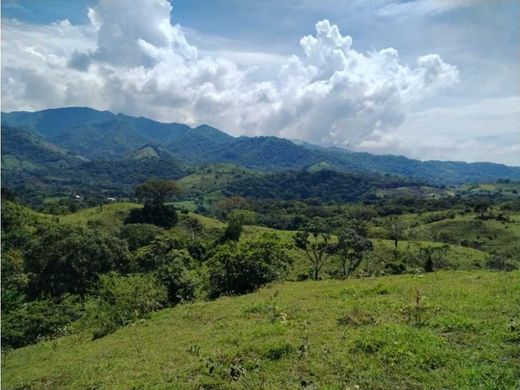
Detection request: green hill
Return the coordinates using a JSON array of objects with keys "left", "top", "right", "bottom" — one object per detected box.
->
[
  {"left": 3, "top": 271, "right": 519, "bottom": 389},
  {"left": 4, "top": 107, "right": 520, "bottom": 184},
  {"left": 1, "top": 125, "right": 84, "bottom": 171}
]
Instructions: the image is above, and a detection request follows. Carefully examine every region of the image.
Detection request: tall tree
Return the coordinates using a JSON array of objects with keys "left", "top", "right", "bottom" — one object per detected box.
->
[
  {"left": 126, "top": 179, "right": 180, "bottom": 228},
  {"left": 335, "top": 228, "right": 373, "bottom": 278},
  {"left": 136, "top": 179, "right": 180, "bottom": 204},
  {"left": 386, "top": 217, "right": 406, "bottom": 249},
  {"left": 293, "top": 230, "right": 334, "bottom": 280}
]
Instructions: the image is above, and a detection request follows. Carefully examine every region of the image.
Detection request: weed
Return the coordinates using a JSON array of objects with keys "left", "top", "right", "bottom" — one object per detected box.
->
[{"left": 337, "top": 306, "right": 375, "bottom": 327}]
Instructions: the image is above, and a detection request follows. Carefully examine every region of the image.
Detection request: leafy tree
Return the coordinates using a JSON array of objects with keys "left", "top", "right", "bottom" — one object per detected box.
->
[
  {"left": 206, "top": 235, "right": 291, "bottom": 297},
  {"left": 2, "top": 295, "right": 82, "bottom": 349},
  {"left": 335, "top": 229, "right": 373, "bottom": 278},
  {"left": 25, "top": 224, "right": 130, "bottom": 297},
  {"left": 83, "top": 273, "right": 167, "bottom": 339},
  {"left": 155, "top": 250, "right": 199, "bottom": 305},
  {"left": 1, "top": 250, "right": 29, "bottom": 314},
  {"left": 126, "top": 179, "right": 180, "bottom": 228},
  {"left": 417, "top": 246, "right": 449, "bottom": 272},
  {"left": 385, "top": 217, "right": 406, "bottom": 248},
  {"left": 293, "top": 230, "right": 334, "bottom": 280},
  {"left": 119, "top": 223, "right": 163, "bottom": 251},
  {"left": 218, "top": 195, "right": 249, "bottom": 215},
  {"left": 486, "top": 255, "right": 518, "bottom": 271},
  {"left": 133, "top": 232, "right": 187, "bottom": 272},
  {"left": 184, "top": 216, "right": 203, "bottom": 241},
  {"left": 219, "top": 212, "right": 245, "bottom": 243},
  {"left": 135, "top": 179, "right": 180, "bottom": 204},
  {"left": 473, "top": 201, "right": 491, "bottom": 216}
]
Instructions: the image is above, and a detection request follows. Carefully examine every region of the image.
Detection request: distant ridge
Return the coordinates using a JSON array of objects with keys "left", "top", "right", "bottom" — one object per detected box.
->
[{"left": 2, "top": 107, "right": 520, "bottom": 184}]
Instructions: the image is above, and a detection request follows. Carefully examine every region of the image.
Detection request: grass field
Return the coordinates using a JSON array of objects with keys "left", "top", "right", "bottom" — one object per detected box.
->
[{"left": 3, "top": 271, "right": 519, "bottom": 389}]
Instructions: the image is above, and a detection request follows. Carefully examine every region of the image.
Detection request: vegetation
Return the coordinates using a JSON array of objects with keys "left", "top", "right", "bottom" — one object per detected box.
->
[
  {"left": 3, "top": 271, "right": 519, "bottom": 389},
  {"left": 125, "top": 179, "right": 179, "bottom": 228},
  {"left": 2, "top": 107, "right": 520, "bottom": 388}
]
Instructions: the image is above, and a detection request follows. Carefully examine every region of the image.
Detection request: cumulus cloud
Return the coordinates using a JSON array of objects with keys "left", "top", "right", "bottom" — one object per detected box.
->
[
  {"left": 356, "top": 96, "right": 520, "bottom": 165},
  {"left": 2, "top": 0, "right": 460, "bottom": 148}
]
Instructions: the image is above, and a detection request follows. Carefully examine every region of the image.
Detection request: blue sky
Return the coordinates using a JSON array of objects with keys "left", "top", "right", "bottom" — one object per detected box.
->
[{"left": 2, "top": 0, "right": 519, "bottom": 164}]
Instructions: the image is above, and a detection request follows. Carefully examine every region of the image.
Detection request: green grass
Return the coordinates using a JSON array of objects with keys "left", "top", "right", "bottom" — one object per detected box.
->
[
  {"left": 59, "top": 202, "right": 141, "bottom": 234},
  {"left": 3, "top": 271, "right": 519, "bottom": 389},
  {"left": 406, "top": 211, "right": 520, "bottom": 261}
]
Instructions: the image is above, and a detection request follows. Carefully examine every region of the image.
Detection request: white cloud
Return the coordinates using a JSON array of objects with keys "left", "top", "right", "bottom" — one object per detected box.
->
[
  {"left": 357, "top": 96, "right": 520, "bottom": 165},
  {"left": 378, "top": 0, "right": 486, "bottom": 17},
  {"left": 2, "top": 0, "right": 466, "bottom": 155}
]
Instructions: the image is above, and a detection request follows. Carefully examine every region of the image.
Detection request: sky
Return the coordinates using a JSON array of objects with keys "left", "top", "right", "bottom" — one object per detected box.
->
[{"left": 1, "top": 0, "right": 519, "bottom": 165}]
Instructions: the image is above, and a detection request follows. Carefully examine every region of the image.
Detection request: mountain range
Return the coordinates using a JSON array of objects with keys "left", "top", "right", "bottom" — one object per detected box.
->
[{"left": 2, "top": 107, "right": 520, "bottom": 196}]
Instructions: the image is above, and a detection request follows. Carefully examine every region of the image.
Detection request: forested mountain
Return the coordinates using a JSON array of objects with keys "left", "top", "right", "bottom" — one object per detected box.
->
[
  {"left": 3, "top": 107, "right": 520, "bottom": 185},
  {"left": 1, "top": 125, "right": 84, "bottom": 169},
  {"left": 224, "top": 169, "right": 418, "bottom": 202}
]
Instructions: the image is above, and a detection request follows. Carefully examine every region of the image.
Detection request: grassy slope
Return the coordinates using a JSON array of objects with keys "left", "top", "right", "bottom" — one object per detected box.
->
[
  {"left": 406, "top": 212, "right": 520, "bottom": 260},
  {"left": 59, "top": 202, "right": 141, "bottom": 234},
  {"left": 3, "top": 271, "right": 519, "bottom": 389}
]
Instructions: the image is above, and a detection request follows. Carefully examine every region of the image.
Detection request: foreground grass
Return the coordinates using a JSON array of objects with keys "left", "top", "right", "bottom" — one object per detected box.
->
[{"left": 3, "top": 271, "right": 519, "bottom": 389}]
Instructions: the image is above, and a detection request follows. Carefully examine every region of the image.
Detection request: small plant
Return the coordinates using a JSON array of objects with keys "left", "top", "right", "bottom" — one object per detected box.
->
[{"left": 401, "top": 289, "right": 437, "bottom": 326}]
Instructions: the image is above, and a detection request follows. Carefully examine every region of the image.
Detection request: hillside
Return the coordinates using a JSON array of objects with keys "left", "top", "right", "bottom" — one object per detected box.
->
[
  {"left": 3, "top": 107, "right": 520, "bottom": 184},
  {"left": 3, "top": 271, "right": 519, "bottom": 389},
  {"left": 1, "top": 125, "right": 84, "bottom": 170}
]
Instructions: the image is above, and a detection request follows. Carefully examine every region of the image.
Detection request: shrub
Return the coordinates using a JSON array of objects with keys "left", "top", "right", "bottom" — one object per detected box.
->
[
  {"left": 486, "top": 256, "right": 518, "bottom": 271},
  {"left": 132, "top": 232, "right": 187, "bottom": 272},
  {"left": 83, "top": 273, "right": 167, "bottom": 339},
  {"left": 119, "top": 223, "right": 163, "bottom": 251},
  {"left": 1, "top": 295, "right": 82, "bottom": 349},
  {"left": 155, "top": 249, "right": 200, "bottom": 305},
  {"left": 206, "top": 235, "right": 291, "bottom": 297}
]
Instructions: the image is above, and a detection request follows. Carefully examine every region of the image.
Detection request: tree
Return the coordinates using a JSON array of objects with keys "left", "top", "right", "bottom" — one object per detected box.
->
[
  {"left": 293, "top": 230, "right": 334, "bottom": 280},
  {"left": 119, "top": 223, "right": 163, "bottom": 251},
  {"left": 473, "top": 201, "right": 491, "bottom": 217},
  {"left": 126, "top": 179, "right": 180, "bottom": 228},
  {"left": 132, "top": 232, "right": 187, "bottom": 272},
  {"left": 386, "top": 217, "right": 406, "bottom": 248},
  {"left": 417, "top": 246, "right": 449, "bottom": 272},
  {"left": 135, "top": 179, "right": 180, "bottom": 204},
  {"left": 184, "top": 216, "right": 203, "bottom": 241},
  {"left": 206, "top": 235, "right": 291, "bottom": 297},
  {"left": 2, "top": 296, "right": 82, "bottom": 349},
  {"left": 25, "top": 224, "right": 130, "bottom": 298},
  {"left": 218, "top": 196, "right": 249, "bottom": 216},
  {"left": 335, "top": 228, "right": 373, "bottom": 278},
  {"left": 218, "top": 211, "right": 251, "bottom": 243},
  {"left": 155, "top": 250, "right": 199, "bottom": 305},
  {"left": 83, "top": 273, "right": 167, "bottom": 339}
]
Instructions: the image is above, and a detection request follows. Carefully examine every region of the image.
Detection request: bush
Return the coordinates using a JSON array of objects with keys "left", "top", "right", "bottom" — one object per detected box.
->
[
  {"left": 1, "top": 296, "right": 82, "bottom": 349},
  {"left": 486, "top": 256, "right": 518, "bottom": 271},
  {"left": 206, "top": 235, "right": 291, "bottom": 298},
  {"left": 119, "top": 223, "right": 163, "bottom": 251},
  {"left": 83, "top": 273, "right": 167, "bottom": 339},
  {"left": 155, "top": 249, "right": 200, "bottom": 305},
  {"left": 132, "top": 232, "right": 188, "bottom": 272}
]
